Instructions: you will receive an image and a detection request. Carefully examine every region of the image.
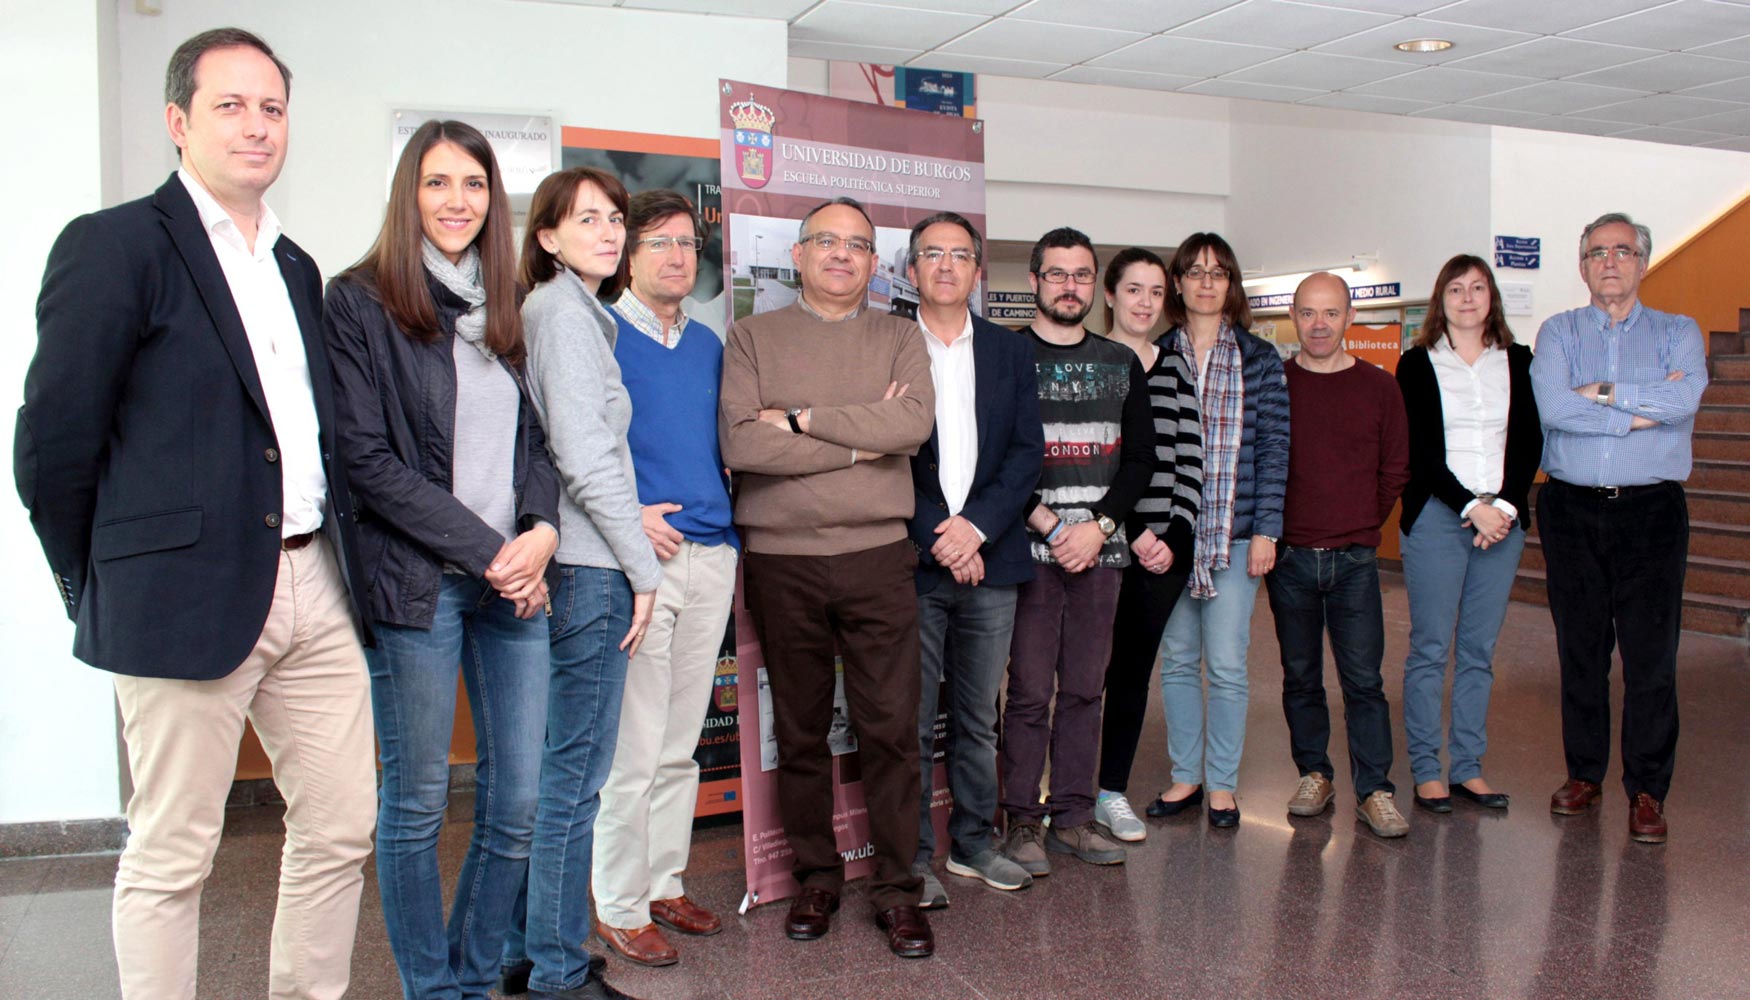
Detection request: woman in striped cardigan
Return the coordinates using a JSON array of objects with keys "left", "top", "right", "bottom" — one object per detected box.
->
[{"left": 1093, "top": 247, "right": 1204, "bottom": 843}]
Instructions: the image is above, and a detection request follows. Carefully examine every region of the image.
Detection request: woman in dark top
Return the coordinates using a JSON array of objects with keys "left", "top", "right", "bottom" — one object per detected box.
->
[
  {"left": 1396, "top": 253, "right": 1542, "bottom": 814},
  {"left": 1093, "top": 247, "right": 1202, "bottom": 844},
  {"left": 323, "top": 119, "right": 560, "bottom": 999}
]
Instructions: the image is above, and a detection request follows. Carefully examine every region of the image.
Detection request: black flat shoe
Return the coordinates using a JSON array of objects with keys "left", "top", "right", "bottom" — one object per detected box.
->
[
  {"left": 1452, "top": 784, "right": 1509, "bottom": 809},
  {"left": 1146, "top": 787, "right": 1204, "bottom": 817},
  {"left": 1208, "top": 806, "right": 1239, "bottom": 828},
  {"left": 1413, "top": 794, "right": 1452, "bottom": 814}
]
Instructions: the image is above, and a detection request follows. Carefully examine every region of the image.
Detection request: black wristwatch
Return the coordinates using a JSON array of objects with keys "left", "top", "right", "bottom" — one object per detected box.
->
[{"left": 785, "top": 407, "right": 805, "bottom": 434}]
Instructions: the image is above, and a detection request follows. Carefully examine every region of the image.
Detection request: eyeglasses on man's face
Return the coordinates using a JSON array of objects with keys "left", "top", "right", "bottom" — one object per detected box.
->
[
  {"left": 1583, "top": 246, "right": 1642, "bottom": 263},
  {"left": 916, "top": 248, "right": 977, "bottom": 267},
  {"left": 1037, "top": 268, "right": 1096, "bottom": 285},
  {"left": 799, "top": 232, "right": 875, "bottom": 255},
  {"left": 636, "top": 235, "right": 704, "bottom": 254}
]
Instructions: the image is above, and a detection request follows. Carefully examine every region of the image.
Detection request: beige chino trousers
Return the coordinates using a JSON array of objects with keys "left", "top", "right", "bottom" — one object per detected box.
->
[
  {"left": 111, "top": 536, "right": 376, "bottom": 1000},
  {"left": 592, "top": 539, "right": 737, "bottom": 929}
]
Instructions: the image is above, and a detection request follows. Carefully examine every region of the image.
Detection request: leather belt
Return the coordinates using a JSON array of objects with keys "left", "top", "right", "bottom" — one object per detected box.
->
[
  {"left": 282, "top": 531, "right": 318, "bottom": 550},
  {"left": 1547, "top": 479, "right": 1666, "bottom": 500}
]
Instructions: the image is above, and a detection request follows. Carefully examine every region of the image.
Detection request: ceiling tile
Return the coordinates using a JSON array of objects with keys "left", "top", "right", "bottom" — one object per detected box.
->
[
  {"left": 1410, "top": 103, "right": 1546, "bottom": 125},
  {"left": 1088, "top": 34, "right": 1290, "bottom": 75},
  {"left": 1566, "top": 52, "right": 1750, "bottom": 92},
  {"left": 1688, "top": 33, "right": 1750, "bottom": 60},
  {"left": 618, "top": 0, "right": 817, "bottom": 14},
  {"left": 1288, "top": 0, "right": 1450, "bottom": 12},
  {"left": 1562, "top": 0, "right": 1750, "bottom": 52},
  {"left": 910, "top": 53, "right": 1065, "bottom": 78},
  {"left": 1296, "top": 91, "right": 1442, "bottom": 113},
  {"left": 1516, "top": 116, "right": 1639, "bottom": 136},
  {"left": 1576, "top": 93, "right": 1746, "bottom": 124},
  {"left": 1670, "top": 103, "right": 1750, "bottom": 130},
  {"left": 1462, "top": 80, "right": 1651, "bottom": 115},
  {"left": 937, "top": 19, "right": 1146, "bottom": 62},
  {"left": 1698, "top": 133, "right": 1750, "bottom": 150},
  {"left": 1313, "top": 17, "right": 1535, "bottom": 64},
  {"left": 1180, "top": 78, "right": 1328, "bottom": 102},
  {"left": 1048, "top": 66, "right": 1205, "bottom": 90},
  {"left": 836, "top": 0, "right": 1018, "bottom": 11},
  {"left": 1349, "top": 65, "right": 1540, "bottom": 101},
  {"left": 1674, "top": 74, "right": 1750, "bottom": 100},
  {"left": 1224, "top": 51, "right": 1414, "bottom": 89},
  {"left": 1010, "top": 0, "right": 1242, "bottom": 33},
  {"left": 788, "top": 39, "right": 927, "bottom": 64},
  {"left": 1442, "top": 37, "right": 1662, "bottom": 80},
  {"left": 1167, "top": 0, "right": 1398, "bottom": 51},
  {"left": 791, "top": 2, "right": 989, "bottom": 50},
  {"left": 1609, "top": 124, "right": 1738, "bottom": 144},
  {"left": 1424, "top": 0, "right": 1666, "bottom": 35}
]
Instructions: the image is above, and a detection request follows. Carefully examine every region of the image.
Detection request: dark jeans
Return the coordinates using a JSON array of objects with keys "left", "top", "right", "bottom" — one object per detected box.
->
[
  {"left": 1099, "top": 561, "right": 1191, "bottom": 793},
  {"left": 914, "top": 572, "right": 1018, "bottom": 864},
  {"left": 742, "top": 539, "right": 923, "bottom": 911},
  {"left": 1537, "top": 480, "right": 1687, "bottom": 802},
  {"left": 1000, "top": 564, "right": 1122, "bottom": 827},
  {"left": 1266, "top": 544, "right": 1395, "bottom": 801}
]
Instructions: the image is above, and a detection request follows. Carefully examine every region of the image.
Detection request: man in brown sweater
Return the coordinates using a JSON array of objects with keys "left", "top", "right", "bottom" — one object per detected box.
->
[{"left": 720, "top": 197, "right": 937, "bottom": 958}]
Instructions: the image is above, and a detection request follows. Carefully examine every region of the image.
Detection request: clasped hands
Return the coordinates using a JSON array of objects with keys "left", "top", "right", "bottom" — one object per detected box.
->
[
  {"left": 485, "top": 522, "right": 558, "bottom": 619},
  {"left": 1464, "top": 502, "right": 1512, "bottom": 550}
]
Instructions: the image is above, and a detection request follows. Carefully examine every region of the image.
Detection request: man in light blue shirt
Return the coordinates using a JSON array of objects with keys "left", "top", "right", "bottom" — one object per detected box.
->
[{"left": 1530, "top": 212, "right": 1706, "bottom": 846}]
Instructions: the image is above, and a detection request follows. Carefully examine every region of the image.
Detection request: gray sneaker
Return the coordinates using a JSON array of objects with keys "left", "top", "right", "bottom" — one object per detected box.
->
[
  {"left": 912, "top": 861, "right": 949, "bottom": 909},
  {"left": 1045, "top": 820, "right": 1127, "bottom": 865},
  {"left": 945, "top": 848, "right": 1033, "bottom": 891},
  {"left": 1002, "top": 819, "right": 1052, "bottom": 877},
  {"left": 1287, "top": 773, "right": 1336, "bottom": 817},
  {"left": 1357, "top": 791, "right": 1410, "bottom": 838},
  {"left": 1095, "top": 790, "right": 1147, "bottom": 842}
]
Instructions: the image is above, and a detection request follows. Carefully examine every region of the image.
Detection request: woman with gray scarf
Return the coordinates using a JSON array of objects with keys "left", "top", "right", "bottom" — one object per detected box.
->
[{"left": 323, "top": 119, "right": 562, "bottom": 1000}]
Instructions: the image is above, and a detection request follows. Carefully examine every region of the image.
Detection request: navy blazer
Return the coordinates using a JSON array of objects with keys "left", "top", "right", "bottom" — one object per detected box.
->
[
  {"left": 14, "top": 174, "right": 370, "bottom": 680},
  {"left": 908, "top": 313, "right": 1044, "bottom": 592}
]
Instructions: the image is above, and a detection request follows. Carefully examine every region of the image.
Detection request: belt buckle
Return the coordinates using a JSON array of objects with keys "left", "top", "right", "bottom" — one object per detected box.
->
[{"left": 1602, "top": 486, "right": 1622, "bottom": 499}]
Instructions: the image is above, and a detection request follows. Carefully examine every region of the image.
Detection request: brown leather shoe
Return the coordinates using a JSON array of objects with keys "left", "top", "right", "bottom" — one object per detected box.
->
[
  {"left": 1629, "top": 793, "right": 1668, "bottom": 844},
  {"left": 1550, "top": 779, "right": 1604, "bottom": 815},
  {"left": 594, "top": 922, "right": 679, "bottom": 967},
  {"left": 651, "top": 895, "right": 722, "bottom": 937},
  {"left": 784, "top": 887, "right": 839, "bottom": 941},
  {"left": 874, "top": 904, "right": 935, "bottom": 958}
]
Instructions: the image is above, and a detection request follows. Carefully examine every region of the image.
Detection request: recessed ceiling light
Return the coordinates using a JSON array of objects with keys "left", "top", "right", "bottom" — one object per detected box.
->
[{"left": 1395, "top": 38, "right": 1454, "bottom": 53}]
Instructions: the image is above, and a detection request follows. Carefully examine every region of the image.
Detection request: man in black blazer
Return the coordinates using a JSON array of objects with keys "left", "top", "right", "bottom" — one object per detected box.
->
[
  {"left": 904, "top": 212, "right": 1044, "bottom": 905},
  {"left": 13, "top": 29, "right": 376, "bottom": 999}
]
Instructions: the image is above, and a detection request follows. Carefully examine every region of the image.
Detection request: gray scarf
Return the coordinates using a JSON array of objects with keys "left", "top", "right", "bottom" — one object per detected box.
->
[{"left": 421, "top": 238, "right": 492, "bottom": 361}]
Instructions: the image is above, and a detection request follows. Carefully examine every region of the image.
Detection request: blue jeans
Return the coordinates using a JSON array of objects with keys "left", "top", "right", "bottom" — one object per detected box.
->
[
  {"left": 914, "top": 571, "right": 1018, "bottom": 864},
  {"left": 1266, "top": 544, "right": 1394, "bottom": 800},
  {"left": 1400, "top": 504, "right": 1524, "bottom": 786},
  {"left": 502, "top": 565, "right": 632, "bottom": 993},
  {"left": 368, "top": 573, "right": 549, "bottom": 1000},
  {"left": 1159, "top": 539, "right": 1260, "bottom": 793}
]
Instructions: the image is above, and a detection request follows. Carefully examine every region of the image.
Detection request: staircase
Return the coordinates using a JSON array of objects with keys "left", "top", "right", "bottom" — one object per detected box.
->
[{"left": 1511, "top": 312, "right": 1750, "bottom": 639}]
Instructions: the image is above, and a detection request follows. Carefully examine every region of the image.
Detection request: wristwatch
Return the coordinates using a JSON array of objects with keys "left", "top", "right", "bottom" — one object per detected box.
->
[
  {"left": 1595, "top": 383, "right": 1613, "bottom": 405},
  {"left": 785, "top": 407, "right": 805, "bottom": 433},
  {"left": 1095, "top": 514, "right": 1118, "bottom": 538}
]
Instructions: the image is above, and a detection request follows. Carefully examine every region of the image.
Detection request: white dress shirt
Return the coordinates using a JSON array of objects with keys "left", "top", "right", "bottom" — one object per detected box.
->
[
  {"left": 919, "top": 310, "right": 983, "bottom": 537},
  {"left": 1428, "top": 337, "right": 1516, "bottom": 520},
  {"left": 179, "top": 170, "right": 327, "bottom": 536}
]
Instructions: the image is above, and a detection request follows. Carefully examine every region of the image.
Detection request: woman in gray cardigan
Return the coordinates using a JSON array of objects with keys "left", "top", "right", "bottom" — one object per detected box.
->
[{"left": 498, "top": 167, "right": 660, "bottom": 1000}]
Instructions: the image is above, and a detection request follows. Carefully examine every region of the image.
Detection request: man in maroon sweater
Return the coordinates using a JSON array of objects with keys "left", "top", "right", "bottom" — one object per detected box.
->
[{"left": 1267, "top": 272, "right": 1411, "bottom": 838}]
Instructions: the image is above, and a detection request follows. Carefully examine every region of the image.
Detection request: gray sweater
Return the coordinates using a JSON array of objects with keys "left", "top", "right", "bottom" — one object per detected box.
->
[{"left": 522, "top": 269, "right": 662, "bottom": 593}]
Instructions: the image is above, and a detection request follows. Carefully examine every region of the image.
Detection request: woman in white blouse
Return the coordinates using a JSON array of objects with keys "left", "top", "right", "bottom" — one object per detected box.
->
[{"left": 1395, "top": 254, "right": 1542, "bottom": 813}]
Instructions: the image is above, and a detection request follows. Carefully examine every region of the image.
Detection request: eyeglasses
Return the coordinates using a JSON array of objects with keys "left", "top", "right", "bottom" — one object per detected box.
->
[
  {"left": 799, "top": 232, "right": 875, "bottom": 255},
  {"left": 637, "top": 235, "right": 704, "bottom": 254},
  {"left": 1584, "top": 246, "right": 1642, "bottom": 263},
  {"left": 1184, "top": 266, "right": 1230, "bottom": 282},
  {"left": 1037, "top": 268, "right": 1096, "bottom": 285},
  {"left": 916, "top": 248, "right": 977, "bottom": 267}
]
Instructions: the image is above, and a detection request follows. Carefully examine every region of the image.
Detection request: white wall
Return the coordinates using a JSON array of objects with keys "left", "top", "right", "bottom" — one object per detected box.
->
[
  {"left": 1, "top": 0, "right": 125, "bottom": 825},
  {"left": 1490, "top": 125, "right": 1750, "bottom": 340},
  {"left": 115, "top": 0, "right": 789, "bottom": 277},
  {"left": 1227, "top": 100, "right": 1493, "bottom": 312}
]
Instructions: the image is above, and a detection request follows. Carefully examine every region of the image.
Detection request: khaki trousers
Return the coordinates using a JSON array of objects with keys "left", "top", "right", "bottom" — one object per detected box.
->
[
  {"left": 111, "top": 536, "right": 376, "bottom": 1000},
  {"left": 592, "top": 540, "right": 737, "bottom": 929}
]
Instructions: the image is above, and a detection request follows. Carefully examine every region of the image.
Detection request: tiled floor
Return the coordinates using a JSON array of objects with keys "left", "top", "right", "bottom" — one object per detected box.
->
[{"left": 4, "top": 575, "right": 1748, "bottom": 999}]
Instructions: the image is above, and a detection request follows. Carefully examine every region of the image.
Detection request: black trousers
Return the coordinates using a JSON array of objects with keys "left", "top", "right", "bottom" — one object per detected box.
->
[
  {"left": 1536, "top": 479, "right": 1687, "bottom": 802},
  {"left": 1099, "top": 560, "right": 1191, "bottom": 793}
]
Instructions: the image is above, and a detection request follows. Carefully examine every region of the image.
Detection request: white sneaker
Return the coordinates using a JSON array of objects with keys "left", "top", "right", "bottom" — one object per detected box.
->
[{"left": 1095, "top": 790, "right": 1147, "bottom": 842}]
